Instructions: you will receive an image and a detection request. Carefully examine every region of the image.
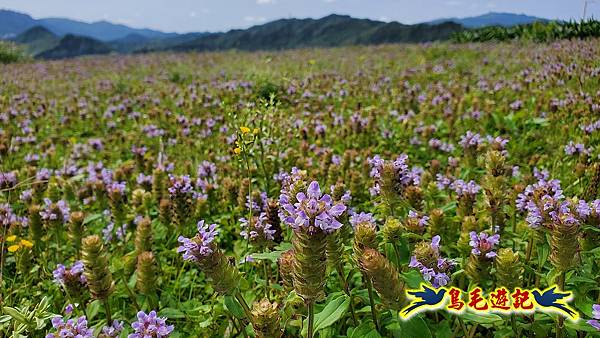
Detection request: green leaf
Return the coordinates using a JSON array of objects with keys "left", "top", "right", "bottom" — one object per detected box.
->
[
  {"left": 348, "top": 321, "right": 382, "bottom": 338},
  {"left": 401, "top": 270, "right": 424, "bottom": 289},
  {"left": 250, "top": 251, "right": 283, "bottom": 262},
  {"left": 565, "top": 319, "right": 600, "bottom": 333},
  {"left": 2, "top": 307, "right": 29, "bottom": 326},
  {"left": 158, "top": 308, "right": 186, "bottom": 319},
  {"left": 537, "top": 244, "right": 549, "bottom": 269},
  {"left": 224, "top": 296, "right": 246, "bottom": 319},
  {"left": 459, "top": 311, "right": 504, "bottom": 325},
  {"left": 399, "top": 315, "right": 432, "bottom": 338},
  {"left": 302, "top": 295, "right": 350, "bottom": 336},
  {"left": 83, "top": 213, "right": 103, "bottom": 225}
]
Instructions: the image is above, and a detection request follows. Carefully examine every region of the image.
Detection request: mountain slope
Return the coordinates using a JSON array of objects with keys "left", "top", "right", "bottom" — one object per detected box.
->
[
  {"left": 14, "top": 26, "right": 60, "bottom": 55},
  {"left": 37, "top": 34, "right": 112, "bottom": 59},
  {"left": 38, "top": 18, "right": 173, "bottom": 41},
  {"left": 429, "top": 12, "right": 546, "bottom": 28},
  {"left": 0, "top": 9, "right": 37, "bottom": 38},
  {"left": 164, "top": 14, "right": 463, "bottom": 52},
  {"left": 0, "top": 9, "right": 173, "bottom": 41}
]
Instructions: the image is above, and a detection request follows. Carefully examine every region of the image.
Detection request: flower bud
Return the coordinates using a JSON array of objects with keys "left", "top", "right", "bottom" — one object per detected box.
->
[
  {"left": 428, "top": 209, "right": 444, "bottom": 237},
  {"left": 81, "top": 235, "right": 114, "bottom": 300},
  {"left": 584, "top": 163, "right": 600, "bottom": 201},
  {"left": 382, "top": 217, "right": 402, "bottom": 244},
  {"left": 251, "top": 298, "right": 282, "bottom": 338},
  {"left": 158, "top": 198, "right": 172, "bottom": 226},
  {"left": 495, "top": 248, "right": 523, "bottom": 290},
  {"left": 265, "top": 199, "right": 283, "bottom": 243},
  {"left": 135, "top": 216, "right": 153, "bottom": 254},
  {"left": 353, "top": 222, "right": 378, "bottom": 269},
  {"left": 292, "top": 230, "right": 327, "bottom": 302},
  {"left": 28, "top": 204, "right": 43, "bottom": 245},
  {"left": 68, "top": 211, "right": 85, "bottom": 256},
  {"left": 152, "top": 168, "right": 167, "bottom": 203},
  {"left": 360, "top": 248, "right": 405, "bottom": 310},
  {"left": 278, "top": 249, "right": 295, "bottom": 290},
  {"left": 136, "top": 251, "right": 158, "bottom": 296},
  {"left": 550, "top": 219, "right": 579, "bottom": 273}
]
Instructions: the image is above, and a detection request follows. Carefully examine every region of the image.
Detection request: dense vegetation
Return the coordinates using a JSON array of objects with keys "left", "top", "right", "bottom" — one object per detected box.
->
[
  {"left": 453, "top": 19, "right": 600, "bottom": 42},
  {"left": 0, "top": 40, "right": 27, "bottom": 64},
  {"left": 1, "top": 41, "right": 600, "bottom": 337}
]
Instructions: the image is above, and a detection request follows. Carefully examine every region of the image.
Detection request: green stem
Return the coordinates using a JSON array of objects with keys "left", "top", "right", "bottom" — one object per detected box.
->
[
  {"left": 121, "top": 276, "right": 141, "bottom": 311},
  {"left": 55, "top": 225, "right": 61, "bottom": 263},
  {"left": 235, "top": 292, "right": 253, "bottom": 323},
  {"left": 103, "top": 298, "right": 112, "bottom": 324},
  {"left": 457, "top": 316, "right": 469, "bottom": 337},
  {"left": 262, "top": 260, "right": 270, "bottom": 299},
  {"left": 510, "top": 314, "right": 518, "bottom": 337},
  {"left": 336, "top": 265, "right": 358, "bottom": 326},
  {"left": 365, "top": 277, "right": 380, "bottom": 332},
  {"left": 556, "top": 272, "right": 566, "bottom": 338},
  {"left": 393, "top": 243, "right": 403, "bottom": 270},
  {"left": 307, "top": 301, "right": 315, "bottom": 338}
]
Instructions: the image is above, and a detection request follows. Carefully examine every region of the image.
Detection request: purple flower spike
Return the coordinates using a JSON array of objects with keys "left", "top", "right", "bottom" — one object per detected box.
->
[
  {"left": 128, "top": 310, "right": 174, "bottom": 338},
  {"left": 177, "top": 220, "right": 219, "bottom": 261},
  {"left": 588, "top": 304, "right": 600, "bottom": 331},
  {"left": 280, "top": 180, "right": 346, "bottom": 234},
  {"left": 469, "top": 231, "right": 500, "bottom": 258}
]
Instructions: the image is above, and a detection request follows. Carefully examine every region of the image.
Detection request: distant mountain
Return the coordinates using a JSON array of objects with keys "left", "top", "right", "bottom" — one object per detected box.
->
[
  {"left": 37, "top": 34, "right": 112, "bottom": 59},
  {"left": 0, "top": 9, "right": 173, "bottom": 41},
  {"left": 14, "top": 26, "right": 59, "bottom": 56},
  {"left": 0, "top": 9, "right": 37, "bottom": 38},
  {"left": 112, "top": 32, "right": 207, "bottom": 53},
  {"left": 160, "top": 14, "right": 463, "bottom": 52},
  {"left": 0, "top": 9, "right": 554, "bottom": 60},
  {"left": 38, "top": 18, "right": 174, "bottom": 41},
  {"left": 429, "top": 12, "right": 547, "bottom": 28}
]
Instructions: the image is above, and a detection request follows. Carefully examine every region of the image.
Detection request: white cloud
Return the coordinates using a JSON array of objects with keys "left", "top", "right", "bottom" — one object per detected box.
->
[
  {"left": 323, "top": 0, "right": 337, "bottom": 3},
  {"left": 256, "top": 0, "right": 276, "bottom": 4}
]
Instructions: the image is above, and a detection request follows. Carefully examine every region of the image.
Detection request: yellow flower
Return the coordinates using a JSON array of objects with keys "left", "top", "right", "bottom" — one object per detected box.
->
[
  {"left": 20, "top": 239, "right": 33, "bottom": 248},
  {"left": 8, "top": 245, "right": 20, "bottom": 253},
  {"left": 6, "top": 235, "right": 17, "bottom": 242},
  {"left": 240, "top": 126, "right": 251, "bottom": 134},
  {"left": 253, "top": 128, "right": 259, "bottom": 134},
  {"left": 234, "top": 147, "right": 242, "bottom": 155}
]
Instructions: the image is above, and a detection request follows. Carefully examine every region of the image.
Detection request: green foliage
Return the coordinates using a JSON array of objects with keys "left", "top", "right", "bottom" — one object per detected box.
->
[
  {"left": 453, "top": 19, "right": 600, "bottom": 42},
  {"left": 0, "top": 40, "right": 27, "bottom": 64}
]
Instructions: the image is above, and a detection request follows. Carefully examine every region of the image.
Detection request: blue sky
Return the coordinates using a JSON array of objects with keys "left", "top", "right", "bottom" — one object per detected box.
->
[{"left": 0, "top": 0, "right": 593, "bottom": 33}]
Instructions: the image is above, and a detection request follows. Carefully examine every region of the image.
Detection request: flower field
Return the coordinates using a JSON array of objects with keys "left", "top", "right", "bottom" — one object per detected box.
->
[{"left": 1, "top": 40, "right": 600, "bottom": 337}]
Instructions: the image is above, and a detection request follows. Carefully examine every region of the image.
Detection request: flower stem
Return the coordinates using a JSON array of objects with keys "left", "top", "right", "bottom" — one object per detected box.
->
[
  {"left": 103, "top": 298, "right": 112, "bottom": 324},
  {"left": 307, "top": 301, "right": 315, "bottom": 338},
  {"left": 336, "top": 265, "right": 358, "bottom": 326},
  {"left": 556, "top": 272, "right": 566, "bottom": 338},
  {"left": 235, "top": 292, "right": 253, "bottom": 322},
  {"left": 365, "top": 277, "right": 380, "bottom": 332}
]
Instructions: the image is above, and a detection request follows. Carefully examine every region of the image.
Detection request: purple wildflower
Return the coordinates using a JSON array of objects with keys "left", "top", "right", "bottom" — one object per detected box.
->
[
  {"left": 349, "top": 212, "right": 376, "bottom": 229},
  {"left": 40, "top": 198, "right": 70, "bottom": 224},
  {"left": 240, "top": 213, "right": 276, "bottom": 242},
  {"left": 409, "top": 236, "right": 455, "bottom": 288},
  {"left": 102, "top": 320, "right": 124, "bottom": 338},
  {"left": 45, "top": 316, "right": 93, "bottom": 338},
  {"left": 469, "top": 232, "right": 500, "bottom": 258},
  {"left": 588, "top": 304, "right": 600, "bottom": 331},
  {"left": 177, "top": 220, "right": 219, "bottom": 261},
  {"left": 279, "top": 181, "right": 346, "bottom": 234},
  {"left": 459, "top": 131, "right": 483, "bottom": 150},
  {"left": 128, "top": 310, "right": 174, "bottom": 338}
]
